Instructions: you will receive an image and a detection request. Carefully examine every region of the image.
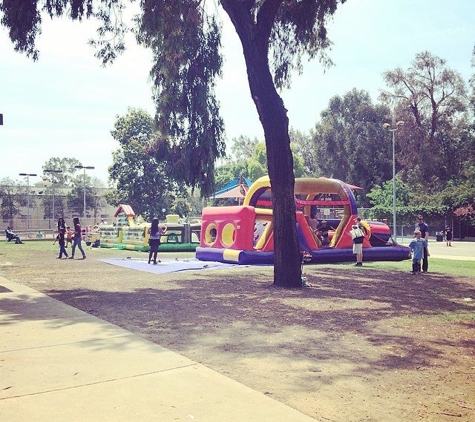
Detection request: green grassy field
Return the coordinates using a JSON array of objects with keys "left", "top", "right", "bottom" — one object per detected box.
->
[
  {"left": 363, "top": 258, "right": 475, "bottom": 278},
  {"left": 0, "top": 240, "right": 196, "bottom": 262},
  {"left": 1, "top": 240, "right": 474, "bottom": 279}
]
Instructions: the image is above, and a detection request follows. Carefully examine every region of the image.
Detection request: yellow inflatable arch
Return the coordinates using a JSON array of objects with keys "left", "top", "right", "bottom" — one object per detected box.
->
[{"left": 243, "top": 176, "right": 359, "bottom": 247}]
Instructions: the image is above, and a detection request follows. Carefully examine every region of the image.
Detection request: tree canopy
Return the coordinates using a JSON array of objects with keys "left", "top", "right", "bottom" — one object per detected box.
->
[
  {"left": 135, "top": 2, "right": 226, "bottom": 195},
  {"left": 0, "top": 177, "right": 27, "bottom": 224},
  {"left": 41, "top": 157, "right": 83, "bottom": 189},
  {"left": 2, "top": 0, "right": 346, "bottom": 287},
  {"left": 215, "top": 136, "right": 305, "bottom": 188},
  {"left": 296, "top": 89, "right": 393, "bottom": 206},
  {"left": 107, "top": 108, "right": 189, "bottom": 220},
  {"left": 380, "top": 51, "right": 471, "bottom": 191}
]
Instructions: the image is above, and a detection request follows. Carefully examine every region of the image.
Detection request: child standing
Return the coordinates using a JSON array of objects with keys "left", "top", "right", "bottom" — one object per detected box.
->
[
  {"left": 350, "top": 224, "right": 365, "bottom": 267},
  {"left": 440, "top": 226, "right": 453, "bottom": 247},
  {"left": 57, "top": 218, "right": 69, "bottom": 259},
  {"left": 409, "top": 229, "right": 429, "bottom": 274},
  {"left": 66, "top": 226, "right": 73, "bottom": 248}
]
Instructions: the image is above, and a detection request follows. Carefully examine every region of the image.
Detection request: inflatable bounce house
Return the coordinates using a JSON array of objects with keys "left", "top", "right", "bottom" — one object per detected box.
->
[
  {"left": 99, "top": 204, "right": 148, "bottom": 251},
  {"left": 99, "top": 205, "right": 201, "bottom": 252},
  {"left": 196, "top": 176, "right": 411, "bottom": 264},
  {"left": 156, "top": 214, "right": 202, "bottom": 252}
]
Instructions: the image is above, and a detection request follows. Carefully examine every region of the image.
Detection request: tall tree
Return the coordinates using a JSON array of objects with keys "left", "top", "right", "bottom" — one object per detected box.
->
[
  {"left": 290, "top": 129, "right": 318, "bottom": 176},
  {"left": 107, "top": 108, "right": 184, "bottom": 220},
  {"left": 215, "top": 138, "right": 305, "bottom": 191},
  {"left": 439, "top": 46, "right": 475, "bottom": 229},
  {"left": 246, "top": 141, "right": 305, "bottom": 181},
  {"left": 470, "top": 45, "right": 475, "bottom": 125},
  {"left": 306, "top": 89, "right": 393, "bottom": 206},
  {"left": 1, "top": 0, "right": 345, "bottom": 287},
  {"left": 0, "top": 178, "right": 27, "bottom": 226},
  {"left": 230, "top": 135, "right": 260, "bottom": 163},
  {"left": 38, "top": 182, "right": 65, "bottom": 221},
  {"left": 366, "top": 177, "right": 415, "bottom": 225},
  {"left": 213, "top": 136, "right": 257, "bottom": 190},
  {"left": 215, "top": 1, "right": 341, "bottom": 287},
  {"left": 380, "top": 51, "right": 470, "bottom": 192},
  {"left": 67, "top": 175, "right": 96, "bottom": 217},
  {"left": 42, "top": 157, "right": 83, "bottom": 187}
]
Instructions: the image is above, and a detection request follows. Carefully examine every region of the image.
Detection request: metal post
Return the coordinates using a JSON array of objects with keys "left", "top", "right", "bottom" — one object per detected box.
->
[
  {"left": 44, "top": 169, "right": 63, "bottom": 220},
  {"left": 392, "top": 130, "right": 396, "bottom": 240},
  {"left": 19, "top": 173, "right": 37, "bottom": 234},
  {"left": 82, "top": 168, "right": 86, "bottom": 218},
  {"left": 383, "top": 121, "right": 404, "bottom": 241},
  {"left": 74, "top": 165, "right": 95, "bottom": 218}
]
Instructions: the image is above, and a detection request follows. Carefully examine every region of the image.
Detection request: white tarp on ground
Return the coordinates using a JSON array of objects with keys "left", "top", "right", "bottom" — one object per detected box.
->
[{"left": 101, "top": 258, "right": 238, "bottom": 274}]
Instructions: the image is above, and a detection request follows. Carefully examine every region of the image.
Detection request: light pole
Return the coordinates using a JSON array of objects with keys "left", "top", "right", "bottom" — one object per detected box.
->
[
  {"left": 74, "top": 165, "right": 95, "bottom": 218},
  {"left": 43, "top": 169, "right": 63, "bottom": 221},
  {"left": 383, "top": 121, "right": 404, "bottom": 241},
  {"left": 19, "top": 172, "right": 37, "bottom": 234}
]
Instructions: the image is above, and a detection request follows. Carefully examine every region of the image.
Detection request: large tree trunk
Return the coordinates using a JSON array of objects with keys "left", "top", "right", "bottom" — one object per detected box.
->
[
  {"left": 222, "top": 1, "right": 302, "bottom": 288},
  {"left": 254, "top": 83, "right": 302, "bottom": 288}
]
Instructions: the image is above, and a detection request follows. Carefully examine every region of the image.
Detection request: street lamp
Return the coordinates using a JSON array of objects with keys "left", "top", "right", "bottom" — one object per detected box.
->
[
  {"left": 383, "top": 121, "right": 404, "bottom": 241},
  {"left": 19, "top": 172, "right": 37, "bottom": 235},
  {"left": 43, "top": 169, "right": 63, "bottom": 221},
  {"left": 74, "top": 165, "right": 95, "bottom": 218}
]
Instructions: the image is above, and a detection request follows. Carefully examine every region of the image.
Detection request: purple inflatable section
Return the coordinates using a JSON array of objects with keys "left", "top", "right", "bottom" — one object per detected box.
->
[{"left": 196, "top": 245, "right": 410, "bottom": 265}]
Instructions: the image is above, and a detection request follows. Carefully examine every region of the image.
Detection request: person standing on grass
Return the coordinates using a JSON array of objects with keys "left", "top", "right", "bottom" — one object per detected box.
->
[
  {"left": 65, "top": 226, "right": 73, "bottom": 247},
  {"left": 147, "top": 218, "right": 167, "bottom": 264},
  {"left": 441, "top": 226, "right": 453, "bottom": 247},
  {"left": 57, "top": 218, "right": 69, "bottom": 259},
  {"left": 409, "top": 229, "right": 429, "bottom": 274},
  {"left": 415, "top": 215, "right": 429, "bottom": 272},
  {"left": 350, "top": 224, "right": 365, "bottom": 267},
  {"left": 69, "top": 217, "right": 86, "bottom": 260}
]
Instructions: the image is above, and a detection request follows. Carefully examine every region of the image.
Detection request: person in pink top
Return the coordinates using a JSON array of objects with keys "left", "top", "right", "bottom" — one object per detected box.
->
[{"left": 147, "top": 218, "right": 166, "bottom": 264}]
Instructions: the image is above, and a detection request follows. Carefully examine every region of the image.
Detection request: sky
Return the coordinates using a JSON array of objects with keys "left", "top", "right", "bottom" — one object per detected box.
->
[{"left": 1, "top": 0, "right": 474, "bottom": 185}]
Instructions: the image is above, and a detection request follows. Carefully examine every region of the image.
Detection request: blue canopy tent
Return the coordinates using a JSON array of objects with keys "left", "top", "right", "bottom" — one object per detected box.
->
[{"left": 212, "top": 176, "right": 253, "bottom": 203}]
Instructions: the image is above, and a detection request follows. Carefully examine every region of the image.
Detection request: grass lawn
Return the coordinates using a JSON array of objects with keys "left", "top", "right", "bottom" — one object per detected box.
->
[
  {"left": 2, "top": 239, "right": 474, "bottom": 278},
  {"left": 365, "top": 258, "right": 475, "bottom": 278}
]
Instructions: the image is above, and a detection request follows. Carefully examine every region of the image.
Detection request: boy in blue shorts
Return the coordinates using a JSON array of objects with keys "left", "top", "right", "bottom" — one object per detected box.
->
[{"left": 409, "top": 229, "right": 429, "bottom": 274}]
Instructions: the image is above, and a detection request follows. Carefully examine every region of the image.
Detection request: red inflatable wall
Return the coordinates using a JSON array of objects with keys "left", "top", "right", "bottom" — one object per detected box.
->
[{"left": 200, "top": 206, "right": 255, "bottom": 251}]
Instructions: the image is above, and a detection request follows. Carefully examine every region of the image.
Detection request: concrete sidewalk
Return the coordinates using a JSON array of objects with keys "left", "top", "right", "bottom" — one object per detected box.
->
[{"left": 0, "top": 277, "right": 316, "bottom": 422}]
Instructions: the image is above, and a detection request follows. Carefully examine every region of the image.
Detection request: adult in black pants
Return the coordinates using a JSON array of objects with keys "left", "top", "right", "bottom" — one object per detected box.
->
[
  {"left": 147, "top": 218, "right": 167, "bottom": 264},
  {"left": 56, "top": 218, "right": 69, "bottom": 259},
  {"left": 415, "top": 215, "right": 429, "bottom": 272},
  {"left": 69, "top": 217, "right": 86, "bottom": 260}
]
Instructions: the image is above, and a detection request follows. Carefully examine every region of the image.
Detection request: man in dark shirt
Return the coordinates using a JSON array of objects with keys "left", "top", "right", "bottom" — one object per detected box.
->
[
  {"left": 415, "top": 215, "right": 429, "bottom": 272},
  {"left": 5, "top": 226, "right": 23, "bottom": 244},
  {"left": 316, "top": 220, "right": 335, "bottom": 246}
]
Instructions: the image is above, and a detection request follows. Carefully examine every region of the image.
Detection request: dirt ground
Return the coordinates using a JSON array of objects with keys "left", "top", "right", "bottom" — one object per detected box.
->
[{"left": 1, "top": 243, "right": 474, "bottom": 421}]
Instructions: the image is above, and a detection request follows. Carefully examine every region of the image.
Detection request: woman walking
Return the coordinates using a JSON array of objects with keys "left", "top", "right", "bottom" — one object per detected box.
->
[
  {"left": 57, "top": 217, "right": 69, "bottom": 259},
  {"left": 148, "top": 218, "right": 166, "bottom": 264},
  {"left": 69, "top": 217, "right": 86, "bottom": 260}
]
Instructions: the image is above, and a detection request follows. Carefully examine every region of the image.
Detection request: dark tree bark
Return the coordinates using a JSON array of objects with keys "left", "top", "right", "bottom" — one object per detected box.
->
[{"left": 221, "top": 0, "right": 302, "bottom": 288}]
